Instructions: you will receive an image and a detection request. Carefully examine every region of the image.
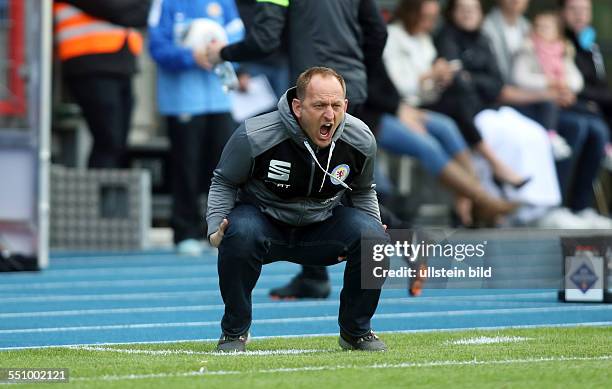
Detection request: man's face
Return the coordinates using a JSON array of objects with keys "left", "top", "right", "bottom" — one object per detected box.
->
[
  {"left": 562, "top": 0, "right": 592, "bottom": 33},
  {"left": 499, "top": 0, "right": 529, "bottom": 16},
  {"left": 292, "top": 74, "right": 348, "bottom": 148}
]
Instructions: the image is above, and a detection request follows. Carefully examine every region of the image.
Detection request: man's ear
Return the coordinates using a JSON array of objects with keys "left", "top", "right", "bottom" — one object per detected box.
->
[
  {"left": 344, "top": 99, "right": 349, "bottom": 113},
  {"left": 292, "top": 98, "right": 302, "bottom": 119}
]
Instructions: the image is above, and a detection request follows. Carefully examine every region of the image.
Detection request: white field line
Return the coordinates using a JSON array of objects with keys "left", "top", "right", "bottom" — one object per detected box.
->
[
  {"left": 0, "top": 264, "right": 336, "bottom": 279},
  {"left": 2, "top": 321, "right": 611, "bottom": 351},
  {"left": 70, "top": 355, "right": 612, "bottom": 381},
  {"left": 0, "top": 265, "right": 218, "bottom": 277},
  {"left": 0, "top": 291, "right": 556, "bottom": 304},
  {"left": 447, "top": 336, "right": 532, "bottom": 345},
  {"left": 71, "top": 346, "right": 327, "bottom": 356},
  {"left": 0, "top": 298, "right": 553, "bottom": 319},
  {"left": 0, "top": 274, "right": 311, "bottom": 291},
  {"left": 1, "top": 305, "right": 610, "bottom": 335},
  {"left": 46, "top": 256, "right": 217, "bottom": 267},
  {"left": 49, "top": 252, "right": 216, "bottom": 262},
  {"left": 1, "top": 290, "right": 229, "bottom": 303}
]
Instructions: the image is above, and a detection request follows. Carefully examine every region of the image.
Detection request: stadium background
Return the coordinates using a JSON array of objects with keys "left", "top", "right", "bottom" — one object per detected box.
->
[{"left": 44, "top": 0, "right": 612, "bottom": 234}]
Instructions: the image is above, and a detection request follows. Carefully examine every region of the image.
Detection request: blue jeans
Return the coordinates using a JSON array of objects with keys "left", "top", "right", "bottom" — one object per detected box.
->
[
  {"left": 218, "top": 204, "right": 388, "bottom": 337},
  {"left": 514, "top": 101, "right": 559, "bottom": 130},
  {"left": 557, "top": 110, "right": 609, "bottom": 211},
  {"left": 376, "top": 111, "right": 467, "bottom": 176}
]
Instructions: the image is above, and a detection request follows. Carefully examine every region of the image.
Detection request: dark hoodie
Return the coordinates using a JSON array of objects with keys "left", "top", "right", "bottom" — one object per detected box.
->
[
  {"left": 219, "top": 0, "right": 387, "bottom": 105},
  {"left": 206, "top": 87, "right": 381, "bottom": 237}
]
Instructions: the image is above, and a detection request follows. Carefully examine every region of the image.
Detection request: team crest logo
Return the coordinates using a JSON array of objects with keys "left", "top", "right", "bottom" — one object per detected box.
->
[
  {"left": 330, "top": 164, "right": 350, "bottom": 185},
  {"left": 207, "top": 2, "right": 223, "bottom": 17},
  {"left": 570, "top": 263, "right": 598, "bottom": 293}
]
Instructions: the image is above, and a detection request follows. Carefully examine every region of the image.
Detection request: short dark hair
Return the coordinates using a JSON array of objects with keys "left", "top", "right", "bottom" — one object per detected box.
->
[
  {"left": 558, "top": 0, "right": 591, "bottom": 8},
  {"left": 443, "top": 0, "right": 483, "bottom": 23},
  {"left": 395, "top": 0, "right": 438, "bottom": 34},
  {"left": 295, "top": 67, "right": 346, "bottom": 100}
]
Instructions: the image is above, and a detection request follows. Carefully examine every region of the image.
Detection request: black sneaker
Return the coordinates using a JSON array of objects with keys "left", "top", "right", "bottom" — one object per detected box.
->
[
  {"left": 339, "top": 330, "right": 386, "bottom": 351},
  {"left": 216, "top": 332, "right": 250, "bottom": 353},
  {"left": 269, "top": 276, "right": 331, "bottom": 300}
]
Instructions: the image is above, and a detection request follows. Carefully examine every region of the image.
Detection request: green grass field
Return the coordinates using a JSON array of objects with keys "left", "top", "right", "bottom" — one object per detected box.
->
[{"left": 1, "top": 326, "right": 610, "bottom": 388}]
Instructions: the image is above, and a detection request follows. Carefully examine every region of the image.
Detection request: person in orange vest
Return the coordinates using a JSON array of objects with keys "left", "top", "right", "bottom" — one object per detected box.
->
[{"left": 53, "top": 1, "right": 151, "bottom": 168}]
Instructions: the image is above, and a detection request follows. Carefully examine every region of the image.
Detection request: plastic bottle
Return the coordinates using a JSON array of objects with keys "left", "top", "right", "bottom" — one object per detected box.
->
[{"left": 214, "top": 61, "right": 239, "bottom": 93}]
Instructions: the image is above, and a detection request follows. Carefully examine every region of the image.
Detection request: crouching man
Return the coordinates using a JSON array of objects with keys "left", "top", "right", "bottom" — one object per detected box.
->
[{"left": 207, "top": 67, "right": 388, "bottom": 352}]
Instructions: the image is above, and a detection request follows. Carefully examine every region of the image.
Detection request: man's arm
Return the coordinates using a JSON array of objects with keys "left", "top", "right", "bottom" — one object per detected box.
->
[
  {"left": 347, "top": 138, "right": 382, "bottom": 223},
  {"left": 63, "top": 0, "right": 151, "bottom": 27},
  {"left": 219, "top": 0, "right": 288, "bottom": 62},
  {"left": 359, "top": 0, "right": 387, "bottom": 70},
  {"left": 367, "top": 56, "right": 401, "bottom": 115},
  {"left": 206, "top": 125, "right": 254, "bottom": 238}
]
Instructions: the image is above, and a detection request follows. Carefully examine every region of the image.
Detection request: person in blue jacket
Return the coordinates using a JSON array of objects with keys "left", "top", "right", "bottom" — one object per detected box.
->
[{"left": 148, "top": 0, "right": 244, "bottom": 256}]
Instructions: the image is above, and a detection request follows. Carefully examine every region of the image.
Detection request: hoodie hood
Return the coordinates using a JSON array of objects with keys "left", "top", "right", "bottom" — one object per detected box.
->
[{"left": 277, "top": 87, "right": 347, "bottom": 150}]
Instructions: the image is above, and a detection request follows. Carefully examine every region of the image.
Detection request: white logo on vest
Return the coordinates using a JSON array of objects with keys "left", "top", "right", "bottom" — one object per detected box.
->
[{"left": 268, "top": 160, "right": 291, "bottom": 181}]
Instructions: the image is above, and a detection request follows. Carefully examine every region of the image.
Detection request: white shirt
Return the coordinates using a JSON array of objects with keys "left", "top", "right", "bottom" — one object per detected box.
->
[
  {"left": 383, "top": 22, "right": 438, "bottom": 106},
  {"left": 501, "top": 20, "right": 524, "bottom": 56}
]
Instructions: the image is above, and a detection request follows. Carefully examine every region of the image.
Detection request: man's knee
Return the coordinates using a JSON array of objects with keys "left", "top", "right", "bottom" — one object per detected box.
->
[
  {"left": 220, "top": 208, "right": 270, "bottom": 258},
  {"left": 337, "top": 208, "right": 388, "bottom": 246}
]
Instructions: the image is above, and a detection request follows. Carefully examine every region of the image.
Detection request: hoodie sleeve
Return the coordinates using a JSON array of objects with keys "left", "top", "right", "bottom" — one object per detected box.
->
[
  {"left": 220, "top": 0, "right": 287, "bottom": 61},
  {"left": 347, "top": 136, "right": 382, "bottom": 224},
  {"left": 359, "top": 0, "right": 387, "bottom": 70},
  {"left": 206, "top": 124, "right": 254, "bottom": 237}
]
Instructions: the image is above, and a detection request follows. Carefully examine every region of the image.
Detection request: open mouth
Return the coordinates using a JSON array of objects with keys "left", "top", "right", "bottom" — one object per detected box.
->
[{"left": 319, "top": 123, "right": 333, "bottom": 138}]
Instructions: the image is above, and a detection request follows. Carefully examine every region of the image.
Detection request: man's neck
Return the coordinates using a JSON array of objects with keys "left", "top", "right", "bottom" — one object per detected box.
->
[{"left": 500, "top": 9, "right": 520, "bottom": 26}]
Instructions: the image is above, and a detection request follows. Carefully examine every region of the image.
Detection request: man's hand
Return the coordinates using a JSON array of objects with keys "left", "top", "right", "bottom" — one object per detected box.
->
[
  {"left": 238, "top": 72, "right": 250, "bottom": 92},
  {"left": 556, "top": 87, "right": 577, "bottom": 108},
  {"left": 397, "top": 103, "right": 427, "bottom": 135},
  {"left": 193, "top": 46, "right": 212, "bottom": 70},
  {"left": 431, "top": 58, "right": 455, "bottom": 87},
  {"left": 209, "top": 219, "right": 229, "bottom": 248},
  {"left": 206, "top": 40, "right": 225, "bottom": 67}
]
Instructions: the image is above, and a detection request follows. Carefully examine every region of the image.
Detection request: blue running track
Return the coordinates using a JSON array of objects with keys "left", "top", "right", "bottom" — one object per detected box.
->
[{"left": 1, "top": 249, "right": 610, "bottom": 350}]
